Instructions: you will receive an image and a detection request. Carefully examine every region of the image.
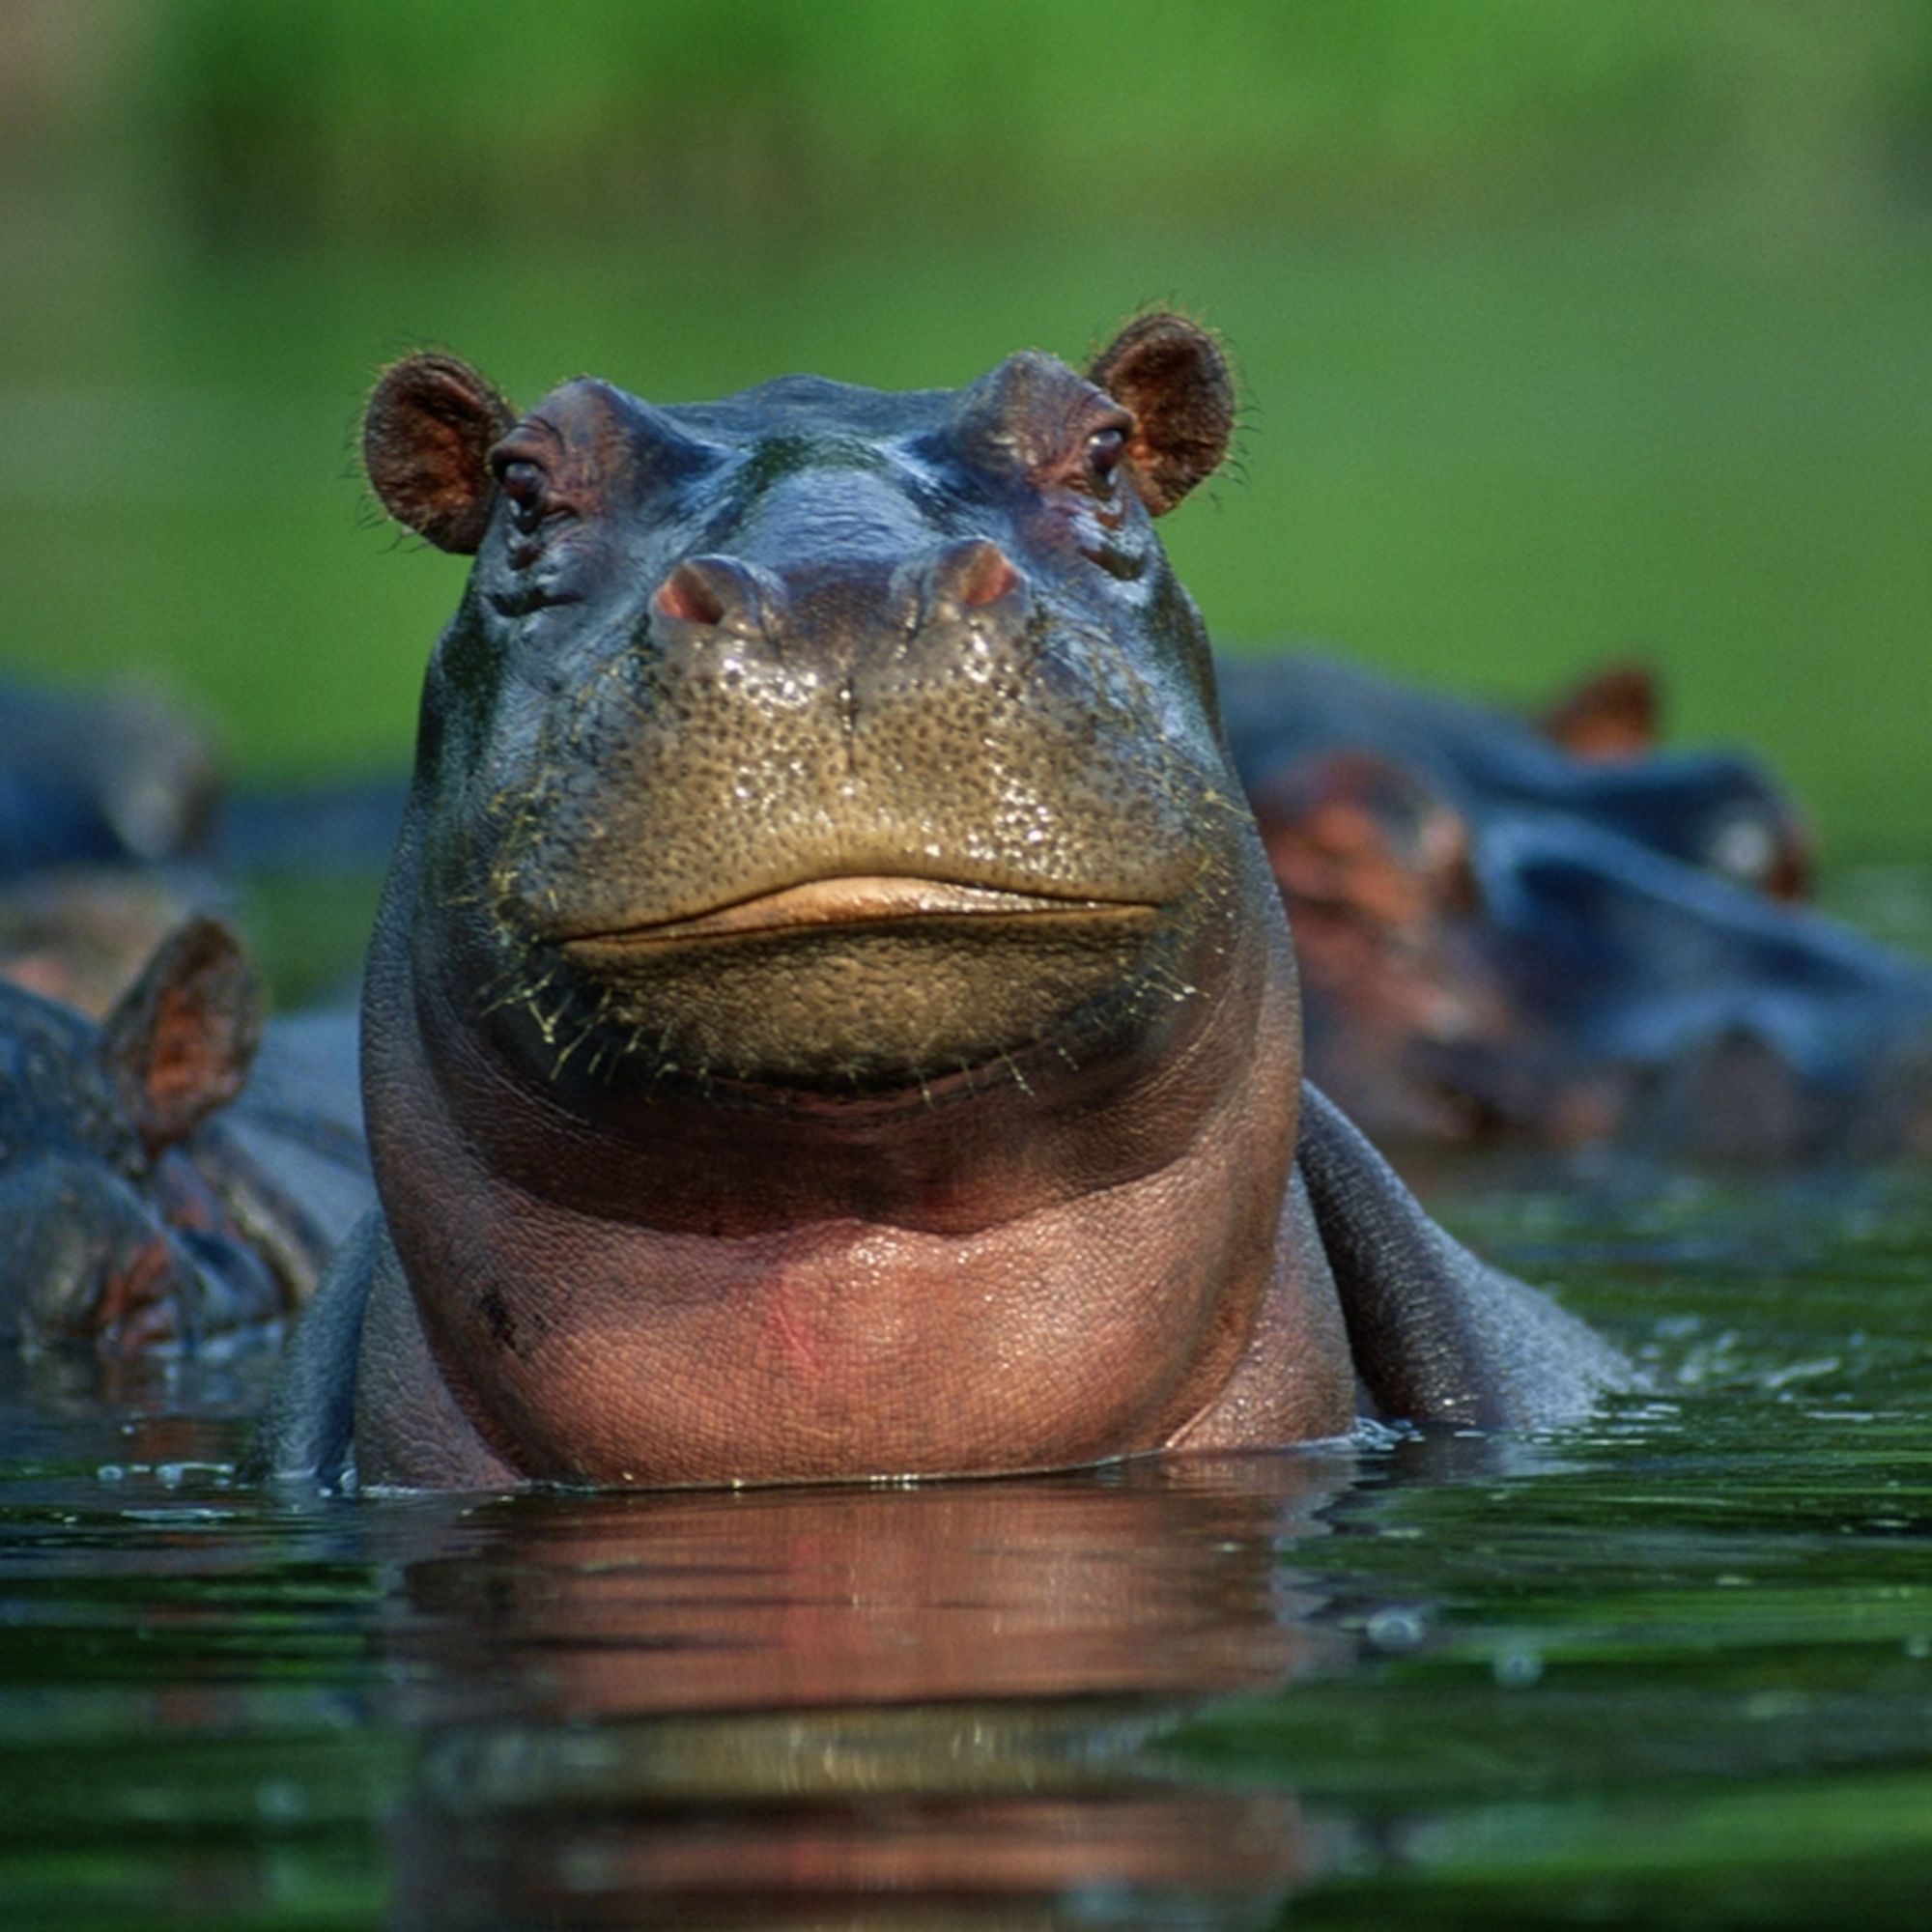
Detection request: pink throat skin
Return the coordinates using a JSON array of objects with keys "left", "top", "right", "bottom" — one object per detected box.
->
[{"left": 354, "top": 891, "right": 1358, "bottom": 1489}]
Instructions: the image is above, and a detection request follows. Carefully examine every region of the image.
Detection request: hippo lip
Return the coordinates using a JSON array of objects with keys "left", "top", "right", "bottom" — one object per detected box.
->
[{"left": 556, "top": 875, "right": 1160, "bottom": 947}]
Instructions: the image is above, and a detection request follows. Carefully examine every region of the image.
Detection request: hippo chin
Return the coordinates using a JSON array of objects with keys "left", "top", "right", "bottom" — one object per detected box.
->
[{"left": 258, "top": 314, "right": 1627, "bottom": 1492}]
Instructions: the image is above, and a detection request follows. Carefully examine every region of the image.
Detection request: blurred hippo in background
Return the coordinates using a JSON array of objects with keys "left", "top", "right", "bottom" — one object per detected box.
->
[
  {"left": 0, "top": 677, "right": 236, "bottom": 1015},
  {"left": 1221, "top": 654, "right": 1932, "bottom": 1158},
  {"left": 0, "top": 674, "right": 403, "bottom": 1016},
  {"left": 0, "top": 678, "right": 221, "bottom": 880},
  {"left": 0, "top": 918, "right": 370, "bottom": 1357},
  {"left": 0, "top": 867, "right": 211, "bottom": 1017}
]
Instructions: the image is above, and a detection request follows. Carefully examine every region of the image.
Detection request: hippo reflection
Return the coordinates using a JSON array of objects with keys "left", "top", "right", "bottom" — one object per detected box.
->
[{"left": 373, "top": 1453, "right": 1350, "bottom": 1929}]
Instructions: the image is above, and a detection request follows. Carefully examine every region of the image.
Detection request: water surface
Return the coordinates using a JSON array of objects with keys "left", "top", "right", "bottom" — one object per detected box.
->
[{"left": 3, "top": 1093, "right": 1931, "bottom": 1929}]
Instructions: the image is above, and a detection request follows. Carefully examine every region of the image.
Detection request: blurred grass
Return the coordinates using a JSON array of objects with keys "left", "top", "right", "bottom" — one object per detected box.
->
[
  {"left": 2, "top": 1, "right": 1928, "bottom": 856},
  {"left": 107, "top": 0, "right": 1932, "bottom": 249}
]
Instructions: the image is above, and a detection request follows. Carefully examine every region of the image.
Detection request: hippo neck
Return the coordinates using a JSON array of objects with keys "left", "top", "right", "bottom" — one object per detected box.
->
[{"left": 357, "top": 884, "right": 1327, "bottom": 1486}]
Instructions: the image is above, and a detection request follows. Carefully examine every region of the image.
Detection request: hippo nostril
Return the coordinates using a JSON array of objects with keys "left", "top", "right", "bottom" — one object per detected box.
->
[
  {"left": 953, "top": 540, "right": 1020, "bottom": 610},
  {"left": 655, "top": 562, "right": 725, "bottom": 627},
  {"left": 923, "top": 538, "right": 1025, "bottom": 621},
  {"left": 652, "top": 555, "right": 776, "bottom": 639}
]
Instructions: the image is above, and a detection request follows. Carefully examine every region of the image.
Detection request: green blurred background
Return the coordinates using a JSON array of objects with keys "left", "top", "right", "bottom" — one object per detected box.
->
[{"left": 3, "top": 0, "right": 1927, "bottom": 853}]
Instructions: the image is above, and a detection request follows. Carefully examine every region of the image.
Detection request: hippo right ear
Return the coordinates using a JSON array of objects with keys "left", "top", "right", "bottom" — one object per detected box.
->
[
  {"left": 363, "top": 355, "right": 518, "bottom": 554},
  {"left": 1088, "top": 313, "right": 1236, "bottom": 516}
]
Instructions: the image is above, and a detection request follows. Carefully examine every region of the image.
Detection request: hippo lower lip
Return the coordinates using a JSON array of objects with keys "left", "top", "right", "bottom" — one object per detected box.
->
[{"left": 556, "top": 875, "right": 1159, "bottom": 947}]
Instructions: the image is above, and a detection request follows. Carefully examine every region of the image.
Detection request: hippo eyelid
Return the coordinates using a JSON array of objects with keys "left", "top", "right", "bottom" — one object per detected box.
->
[
  {"left": 488, "top": 447, "right": 554, "bottom": 493},
  {"left": 1032, "top": 408, "right": 1135, "bottom": 498}
]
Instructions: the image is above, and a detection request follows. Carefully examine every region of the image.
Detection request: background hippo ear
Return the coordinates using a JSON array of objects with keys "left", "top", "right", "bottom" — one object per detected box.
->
[
  {"left": 363, "top": 354, "right": 518, "bottom": 554},
  {"left": 1539, "top": 660, "right": 1660, "bottom": 763},
  {"left": 1087, "top": 312, "right": 1236, "bottom": 515},
  {"left": 99, "top": 917, "right": 265, "bottom": 1158}
]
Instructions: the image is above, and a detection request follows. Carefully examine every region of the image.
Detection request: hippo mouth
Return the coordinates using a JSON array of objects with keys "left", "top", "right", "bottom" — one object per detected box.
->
[
  {"left": 555, "top": 875, "right": 1162, "bottom": 949},
  {"left": 490, "top": 871, "right": 1186, "bottom": 1092}
]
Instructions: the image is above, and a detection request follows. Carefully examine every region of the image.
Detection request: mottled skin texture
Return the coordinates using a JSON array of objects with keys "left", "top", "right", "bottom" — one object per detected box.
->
[{"left": 261, "top": 317, "right": 1624, "bottom": 1492}]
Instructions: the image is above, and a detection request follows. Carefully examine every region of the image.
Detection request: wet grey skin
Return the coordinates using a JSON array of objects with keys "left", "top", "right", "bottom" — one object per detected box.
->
[{"left": 259, "top": 314, "right": 1628, "bottom": 1492}]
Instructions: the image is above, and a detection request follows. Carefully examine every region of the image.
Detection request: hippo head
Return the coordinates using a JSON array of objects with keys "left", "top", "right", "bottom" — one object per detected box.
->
[
  {"left": 363, "top": 317, "right": 1271, "bottom": 1144},
  {"left": 0, "top": 919, "right": 282, "bottom": 1353},
  {"left": 350, "top": 319, "right": 1355, "bottom": 1484}
]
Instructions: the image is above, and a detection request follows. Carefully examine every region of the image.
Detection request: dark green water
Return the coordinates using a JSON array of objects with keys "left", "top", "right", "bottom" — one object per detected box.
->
[{"left": 2, "top": 1121, "right": 1928, "bottom": 1929}]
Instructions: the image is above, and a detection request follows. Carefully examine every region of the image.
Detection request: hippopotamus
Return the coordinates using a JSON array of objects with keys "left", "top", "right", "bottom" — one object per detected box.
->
[
  {"left": 255, "top": 315, "right": 1627, "bottom": 1491},
  {"left": 1220, "top": 655, "right": 1932, "bottom": 1154},
  {"left": 0, "top": 918, "right": 370, "bottom": 1355},
  {"left": 1220, "top": 652, "right": 1814, "bottom": 899},
  {"left": 0, "top": 678, "right": 220, "bottom": 880},
  {"left": 0, "top": 867, "right": 208, "bottom": 1016}
]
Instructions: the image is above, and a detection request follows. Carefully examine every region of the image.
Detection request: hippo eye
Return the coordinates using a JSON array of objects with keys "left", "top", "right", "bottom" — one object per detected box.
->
[
  {"left": 1710, "top": 813, "right": 1776, "bottom": 886},
  {"left": 1084, "top": 425, "right": 1127, "bottom": 491},
  {"left": 497, "top": 459, "right": 549, "bottom": 528}
]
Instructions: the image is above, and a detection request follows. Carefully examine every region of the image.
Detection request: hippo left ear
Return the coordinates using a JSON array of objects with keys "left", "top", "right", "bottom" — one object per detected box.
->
[
  {"left": 363, "top": 354, "right": 519, "bottom": 554},
  {"left": 99, "top": 918, "right": 265, "bottom": 1158},
  {"left": 1088, "top": 313, "right": 1236, "bottom": 515}
]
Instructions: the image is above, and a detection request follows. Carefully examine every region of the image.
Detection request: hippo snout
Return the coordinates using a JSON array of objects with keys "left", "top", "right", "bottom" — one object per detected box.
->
[{"left": 649, "top": 537, "right": 1032, "bottom": 676}]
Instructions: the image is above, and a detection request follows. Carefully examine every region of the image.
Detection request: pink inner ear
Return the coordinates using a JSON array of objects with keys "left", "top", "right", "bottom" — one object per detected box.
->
[
  {"left": 364, "top": 355, "right": 517, "bottom": 554},
  {"left": 101, "top": 918, "right": 263, "bottom": 1155},
  {"left": 143, "top": 980, "right": 242, "bottom": 1129}
]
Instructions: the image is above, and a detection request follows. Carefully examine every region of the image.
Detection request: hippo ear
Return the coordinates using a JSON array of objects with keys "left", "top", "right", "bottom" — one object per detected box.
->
[
  {"left": 363, "top": 354, "right": 518, "bottom": 554},
  {"left": 1088, "top": 313, "right": 1236, "bottom": 515},
  {"left": 1540, "top": 661, "right": 1660, "bottom": 763},
  {"left": 99, "top": 917, "right": 265, "bottom": 1158}
]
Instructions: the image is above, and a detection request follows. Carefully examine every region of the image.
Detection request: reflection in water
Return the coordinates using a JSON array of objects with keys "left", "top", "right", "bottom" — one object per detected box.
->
[{"left": 374, "top": 1453, "right": 1356, "bottom": 1930}]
